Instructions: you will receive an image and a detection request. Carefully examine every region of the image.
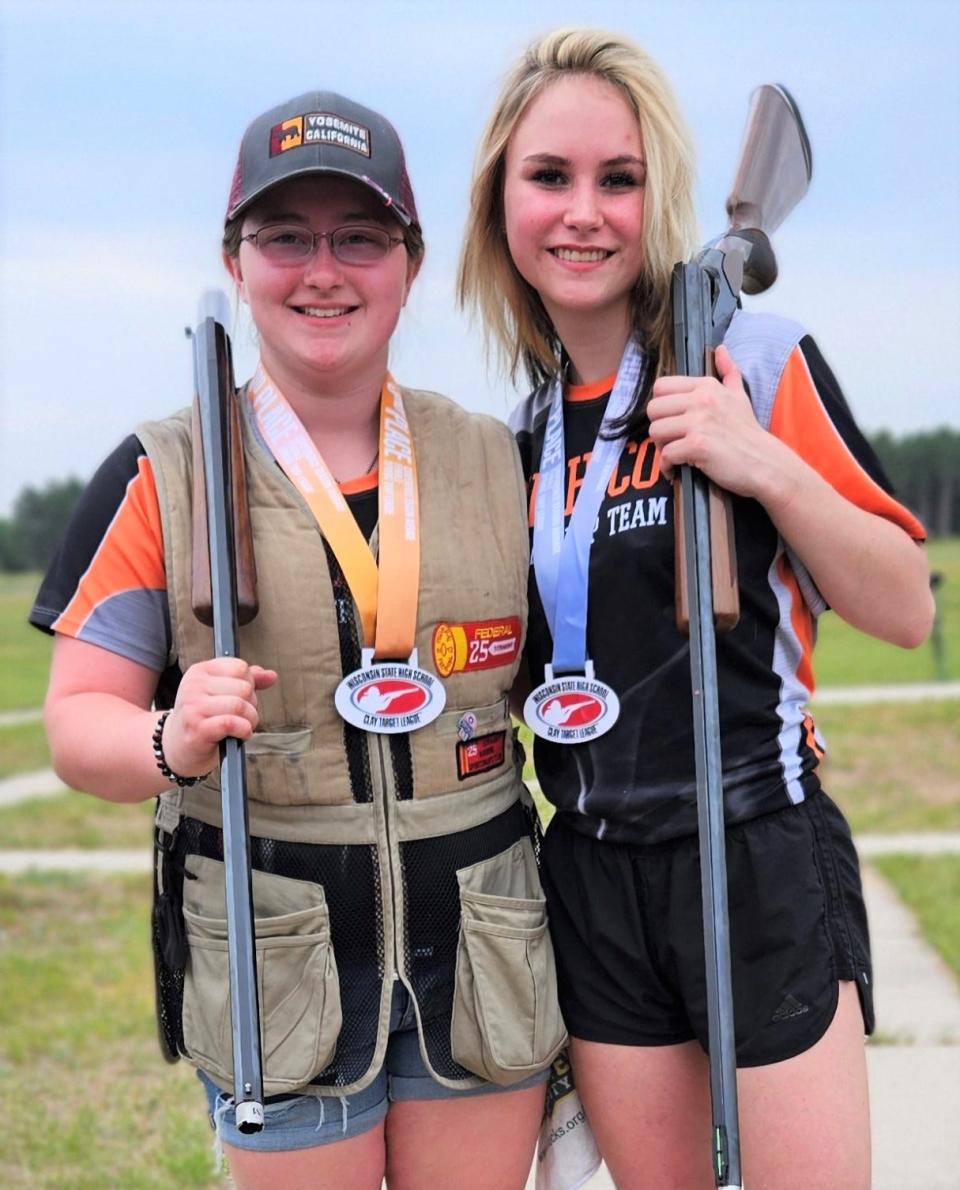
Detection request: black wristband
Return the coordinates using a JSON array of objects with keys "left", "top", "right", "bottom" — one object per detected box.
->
[{"left": 152, "top": 711, "right": 210, "bottom": 788}]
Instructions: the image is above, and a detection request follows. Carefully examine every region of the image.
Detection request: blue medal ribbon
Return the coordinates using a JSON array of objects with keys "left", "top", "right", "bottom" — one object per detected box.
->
[{"left": 532, "top": 339, "right": 645, "bottom": 674}]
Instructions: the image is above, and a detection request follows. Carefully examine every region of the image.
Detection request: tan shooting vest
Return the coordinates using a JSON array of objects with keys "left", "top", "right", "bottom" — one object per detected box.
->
[{"left": 139, "top": 386, "right": 565, "bottom": 1098}]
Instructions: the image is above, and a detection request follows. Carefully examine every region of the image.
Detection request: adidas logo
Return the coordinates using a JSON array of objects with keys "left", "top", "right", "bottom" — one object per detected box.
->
[{"left": 771, "top": 993, "right": 810, "bottom": 1023}]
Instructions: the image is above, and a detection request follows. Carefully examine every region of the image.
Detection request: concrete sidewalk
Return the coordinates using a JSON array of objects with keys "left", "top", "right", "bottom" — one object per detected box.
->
[
  {"left": 0, "top": 767, "right": 66, "bottom": 806},
  {"left": 812, "top": 680, "right": 960, "bottom": 705}
]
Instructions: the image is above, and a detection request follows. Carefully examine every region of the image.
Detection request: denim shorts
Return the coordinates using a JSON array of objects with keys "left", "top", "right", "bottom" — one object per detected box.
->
[{"left": 199, "top": 980, "right": 549, "bottom": 1151}]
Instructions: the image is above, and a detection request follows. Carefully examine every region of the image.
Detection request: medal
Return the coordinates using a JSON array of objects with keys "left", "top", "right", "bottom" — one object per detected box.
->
[
  {"left": 249, "top": 366, "right": 442, "bottom": 734},
  {"left": 524, "top": 340, "right": 645, "bottom": 744},
  {"left": 334, "top": 648, "right": 445, "bottom": 733},
  {"left": 523, "top": 662, "right": 620, "bottom": 744}
]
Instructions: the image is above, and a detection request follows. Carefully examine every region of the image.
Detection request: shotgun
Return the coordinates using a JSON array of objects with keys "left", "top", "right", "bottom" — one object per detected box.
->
[
  {"left": 191, "top": 289, "right": 264, "bottom": 1133},
  {"left": 672, "top": 85, "right": 812, "bottom": 1189}
]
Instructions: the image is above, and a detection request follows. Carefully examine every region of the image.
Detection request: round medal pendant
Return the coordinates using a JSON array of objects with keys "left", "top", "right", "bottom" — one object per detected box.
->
[
  {"left": 335, "top": 648, "right": 446, "bottom": 734},
  {"left": 523, "top": 661, "right": 620, "bottom": 744}
]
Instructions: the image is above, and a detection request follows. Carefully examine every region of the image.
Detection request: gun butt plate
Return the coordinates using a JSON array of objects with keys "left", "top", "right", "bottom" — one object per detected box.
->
[
  {"left": 726, "top": 84, "right": 812, "bottom": 237},
  {"left": 234, "top": 1099, "right": 264, "bottom": 1134}
]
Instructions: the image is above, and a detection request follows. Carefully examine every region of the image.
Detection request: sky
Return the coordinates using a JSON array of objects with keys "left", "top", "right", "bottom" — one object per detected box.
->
[{"left": 1, "top": 0, "right": 958, "bottom": 516}]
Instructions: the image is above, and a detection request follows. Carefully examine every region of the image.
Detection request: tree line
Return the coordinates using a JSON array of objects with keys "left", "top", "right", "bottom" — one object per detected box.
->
[
  {"left": 870, "top": 427, "right": 959, "bottom": 541},
  {"left": 0, "top": 478, "right": 85, "bottom": 572},
  {"left": 1, "top": 428, "right": 957, "bottom": 574}
]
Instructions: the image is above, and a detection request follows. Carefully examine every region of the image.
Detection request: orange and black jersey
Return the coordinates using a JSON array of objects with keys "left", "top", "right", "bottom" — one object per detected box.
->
[
  {"left": 30, "top": 433, "right": 380, "bottom": 678},
  {"left": 511, "top": 310, "right": 925, "bottom": 845}
]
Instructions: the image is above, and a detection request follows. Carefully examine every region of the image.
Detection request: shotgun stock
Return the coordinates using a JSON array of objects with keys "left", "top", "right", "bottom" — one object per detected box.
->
[
  {"left": 191, "top": 333, "right": 258, "bottom": 627},
  {"left": 672, "top": 315, "right": 739, "bottom": 637}
]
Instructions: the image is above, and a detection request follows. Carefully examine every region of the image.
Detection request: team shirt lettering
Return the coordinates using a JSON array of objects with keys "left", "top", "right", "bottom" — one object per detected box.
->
[
  {"left": 605, "top": 495, "right": 668, "bottom": 536},
  {"left": 529, "top": 438, "right": 662, "bottom": 528}
]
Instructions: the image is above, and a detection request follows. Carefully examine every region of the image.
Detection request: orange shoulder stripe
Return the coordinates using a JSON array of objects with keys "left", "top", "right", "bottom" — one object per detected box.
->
[
  {"left": 770, "top": 349, "right": 925, "bottom": 540},
  {"left": 53, "top": 456, "right": 165, "bottom": 636}
]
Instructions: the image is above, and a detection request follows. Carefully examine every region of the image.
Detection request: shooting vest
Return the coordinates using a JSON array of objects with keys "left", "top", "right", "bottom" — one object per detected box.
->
[{"left": 138, "top": 386, "right": 565, "bottom": 1098}]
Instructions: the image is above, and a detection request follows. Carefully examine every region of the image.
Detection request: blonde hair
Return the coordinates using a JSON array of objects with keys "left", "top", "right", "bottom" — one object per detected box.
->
[{"left": 458, "top": 26, "right": 697, "bottom": 386}]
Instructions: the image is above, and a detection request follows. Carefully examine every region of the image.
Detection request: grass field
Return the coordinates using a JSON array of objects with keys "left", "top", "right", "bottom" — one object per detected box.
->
[
  {"left": 814, "top": 536, "right": 959, "bottom": 685},
  {"left": 0, "top": 873, "right": 224, "bottom": 1188},
  {"left": 873, "top": 855, "right": 960, "bottom": 980},
  {"left": 0, "top": 572, "right": 51, "bottom": 712},
  {"left": 0, "top": 789, "right": 154, "bottom": 848},
  {"left": 814, "top": 700, "right": 960, "bottom": 834},
  {"left": 0, "top": 719, "right": 49, "bottom": 778}
]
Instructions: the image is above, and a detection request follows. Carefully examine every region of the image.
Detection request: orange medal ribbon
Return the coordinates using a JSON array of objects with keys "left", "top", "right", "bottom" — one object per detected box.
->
[{"left": 247, "top": 364, "right": 419, "bottom": 660}]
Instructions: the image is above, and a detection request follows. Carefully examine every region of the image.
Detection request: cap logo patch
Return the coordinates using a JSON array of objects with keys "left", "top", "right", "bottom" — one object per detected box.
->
[
  {"left": 270, "top": 117, "right": 304, "bottom": 156},
  {"left": 271, "top": 112, "right": 371, "bottom": 158}
]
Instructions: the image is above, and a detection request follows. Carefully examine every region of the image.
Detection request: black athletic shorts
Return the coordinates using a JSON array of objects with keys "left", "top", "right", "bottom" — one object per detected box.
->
[{"left": 539, "top": 791, "right": 874, "bottom": 1067}]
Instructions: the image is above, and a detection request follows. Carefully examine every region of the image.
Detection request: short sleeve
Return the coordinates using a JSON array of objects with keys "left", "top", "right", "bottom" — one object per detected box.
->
[
  {"left": 770, "top": 336, "right": 926, "bottom": 542},
  {"left": 30, "top": 435, "right": 171, "bottom": 671}
]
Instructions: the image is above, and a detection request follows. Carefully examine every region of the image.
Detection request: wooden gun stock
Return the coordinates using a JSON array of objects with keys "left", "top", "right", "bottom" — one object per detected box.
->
[
  {"left": 674, "top": 479, "right": 739, "bottom": 635},
  {"left": 191, "top": 336, "right": 258, "bottom": 627},
  {"left": 673, "top": 350, "right": 739, "bottom": 636},
  {"left": 671, "top": 267, "right": 740, "bottom": 637}
]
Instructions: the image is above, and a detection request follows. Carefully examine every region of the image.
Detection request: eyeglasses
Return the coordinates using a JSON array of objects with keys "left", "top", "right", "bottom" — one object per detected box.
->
[{"left": 240, "top": 223, "right": 404, "bottom": 266}]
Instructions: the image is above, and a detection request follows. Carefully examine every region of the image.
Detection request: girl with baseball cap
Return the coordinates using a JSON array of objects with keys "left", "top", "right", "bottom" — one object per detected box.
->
[
  {"left": 459, "top": 28, "right": 932, "bottom": 1188},
  {"left": 33, "top": 91, "right": 562, "bottom": 1185}
]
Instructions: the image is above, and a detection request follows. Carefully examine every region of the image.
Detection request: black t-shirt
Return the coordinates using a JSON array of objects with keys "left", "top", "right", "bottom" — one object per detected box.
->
[{"left": 511, "top": 311, "right": 924, "bottom": 844}]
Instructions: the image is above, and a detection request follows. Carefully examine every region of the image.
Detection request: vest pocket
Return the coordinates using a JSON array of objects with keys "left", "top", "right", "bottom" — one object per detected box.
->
[
  {"left": 181, "top": 855, "right": 342, "bottom": 1095},
  {"left": 451, "top": 840, "right": 566, "bottom": 1084}
]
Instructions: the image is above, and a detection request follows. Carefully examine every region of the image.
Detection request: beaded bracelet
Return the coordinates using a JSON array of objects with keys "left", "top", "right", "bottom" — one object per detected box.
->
[{"left": 152, "top": 711, "right": 210, "bottom": 788}]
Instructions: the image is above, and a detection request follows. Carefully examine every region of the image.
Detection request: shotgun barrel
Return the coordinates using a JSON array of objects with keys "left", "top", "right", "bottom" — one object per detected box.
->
[
  {"left": 192, "top": 290, "right": 264, "bottom": 1133},
  {"left": 672, "top": 84, "right": 812, "bottom": 1189}
]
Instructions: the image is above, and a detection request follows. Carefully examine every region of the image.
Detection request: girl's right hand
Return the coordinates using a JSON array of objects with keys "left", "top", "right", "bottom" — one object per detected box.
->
[{"left": 161, "top": 658, "right": 278, "bottom": 778}]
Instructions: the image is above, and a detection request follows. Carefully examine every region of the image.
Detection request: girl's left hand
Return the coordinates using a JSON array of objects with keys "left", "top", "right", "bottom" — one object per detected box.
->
[{"left": 647, "top": 344, "right": 779, "bottom": 499}]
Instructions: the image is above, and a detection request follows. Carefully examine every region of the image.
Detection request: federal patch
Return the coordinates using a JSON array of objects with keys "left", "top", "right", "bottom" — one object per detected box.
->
[
  {"left": 432, "top": 617, "right": 521, "bottom": 678},
  {"left": 456, "top": 731, "right": 506, "bottom": 780}
]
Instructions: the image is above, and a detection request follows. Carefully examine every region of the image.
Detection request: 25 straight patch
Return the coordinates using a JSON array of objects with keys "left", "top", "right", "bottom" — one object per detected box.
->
[
  {"left": 432, "top": 617, "right": 521, "bottom": 677},
  {"left": 456, "top": 732, "right": 506, "bottom": 780}
]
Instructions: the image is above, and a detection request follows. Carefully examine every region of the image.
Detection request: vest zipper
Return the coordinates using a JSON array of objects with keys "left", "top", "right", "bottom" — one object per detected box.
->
[{"left": 374, "top": 733, "right": 403, "bottom": 982}]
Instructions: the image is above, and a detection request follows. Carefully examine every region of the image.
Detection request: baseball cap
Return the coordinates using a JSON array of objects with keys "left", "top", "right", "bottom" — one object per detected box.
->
[{"left": 226, "top": 90, "right": 419, "bottom": 230}]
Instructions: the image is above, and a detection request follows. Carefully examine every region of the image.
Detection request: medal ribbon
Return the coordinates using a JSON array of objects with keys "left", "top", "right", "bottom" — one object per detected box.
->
[
  {"left": 247, "top": 364, "right": 419, "bottom": 659},
  {"left": 532, "top": 339, "right": 644, "bottom": 674}
]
